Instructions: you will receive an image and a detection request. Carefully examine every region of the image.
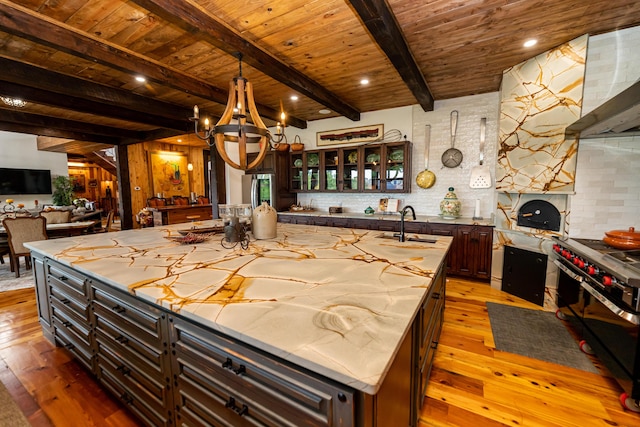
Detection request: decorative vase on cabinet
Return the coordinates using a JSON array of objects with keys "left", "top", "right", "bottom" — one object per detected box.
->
[{"left": 440, "top": 187, "right": 461, "bottom": 219}]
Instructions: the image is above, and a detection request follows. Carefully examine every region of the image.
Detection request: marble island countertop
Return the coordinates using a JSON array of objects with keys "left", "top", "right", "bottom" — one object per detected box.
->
[
  {"left": 279, "top": 210, "right": 495, "bottom": 226},
  {"left": 25, "top": 221, "right": 452, "bottom": 394}
]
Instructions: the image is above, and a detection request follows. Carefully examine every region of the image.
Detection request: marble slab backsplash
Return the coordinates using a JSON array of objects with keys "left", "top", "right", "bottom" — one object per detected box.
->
[{"left": 496, "top": 35, "right": 587, "bottom": 194}]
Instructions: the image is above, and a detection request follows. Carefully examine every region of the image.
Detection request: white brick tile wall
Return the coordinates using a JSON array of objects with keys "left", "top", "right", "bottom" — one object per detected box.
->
[{"left": 568, "top": 26, "right": 640, "bottom": 239}]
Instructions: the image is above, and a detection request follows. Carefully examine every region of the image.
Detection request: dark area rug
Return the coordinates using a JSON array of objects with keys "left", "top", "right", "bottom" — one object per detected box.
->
[{"left": 487, "top": 302, "right": 598, "bottom": 373}]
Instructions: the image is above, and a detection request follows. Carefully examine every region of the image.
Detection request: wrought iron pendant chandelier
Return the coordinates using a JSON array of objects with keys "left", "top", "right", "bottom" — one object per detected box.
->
[{"left": 191, "top": 53, "right": 286, "bottom": 171}]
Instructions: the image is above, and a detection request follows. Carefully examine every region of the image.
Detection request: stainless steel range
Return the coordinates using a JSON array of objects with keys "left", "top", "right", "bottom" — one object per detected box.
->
[{"left": 553, "top": 237, "right": 640, "bottom": 413}]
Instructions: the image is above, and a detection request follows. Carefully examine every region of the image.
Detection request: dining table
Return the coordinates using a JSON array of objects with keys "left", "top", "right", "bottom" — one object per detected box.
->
[{"left": 0, "top": 220, "right": 97, "bottom": 239}]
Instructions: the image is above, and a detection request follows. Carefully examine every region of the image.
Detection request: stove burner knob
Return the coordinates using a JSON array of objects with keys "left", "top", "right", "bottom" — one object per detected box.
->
[
  {"left": 577, "top": 260, "right": 585, "bottom": 269},
  {"left": 587, "top": 266, "right": 598, "bottom": 275},
  {"left": 573, "top": 257, "right": 581, "bottom": 265},
  {"left": 553, "top": 244, "right": 562, "bottom": 253},
  {"left": 602, "top": 276, "right": 613, "bottom": 286}
]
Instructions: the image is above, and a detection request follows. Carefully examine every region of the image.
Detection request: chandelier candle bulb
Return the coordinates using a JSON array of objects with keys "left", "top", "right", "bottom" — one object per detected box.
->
[{"left": 193, "top": 105, "right": 199, "bottom": 119}]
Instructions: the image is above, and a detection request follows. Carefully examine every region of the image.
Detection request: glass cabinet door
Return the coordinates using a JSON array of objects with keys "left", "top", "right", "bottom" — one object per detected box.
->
[
  {"left": 384, "top": 143, "right": 407, "bottom": 192},
  {"left": 305, "top": 152, "right": 320, "bottom": 191},
  {"left": 341, "top": 148, "right": 359, "bottom": 191},
  {"left": 363, "top": 146, "right": 382, "bottom": 191},
  {"left": 290, "top": 152, "right": 303, "bottom": 191},
  {"left": 322, "top": 150, "right": 339, "bottom": 191}
]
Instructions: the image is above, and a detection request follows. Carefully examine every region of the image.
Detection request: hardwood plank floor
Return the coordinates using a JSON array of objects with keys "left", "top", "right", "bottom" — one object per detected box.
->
[{"left": 1, "top": 279, "right": 639, "bottom": 426}]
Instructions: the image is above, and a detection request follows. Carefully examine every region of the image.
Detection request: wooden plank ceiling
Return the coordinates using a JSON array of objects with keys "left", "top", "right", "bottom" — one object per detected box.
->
[{"left": 0, "top": 0, "right": 639, "bottom": 156}]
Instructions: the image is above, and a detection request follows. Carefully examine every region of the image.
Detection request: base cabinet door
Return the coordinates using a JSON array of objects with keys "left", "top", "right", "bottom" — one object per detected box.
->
[
  {"left": 455, "top": 226, "right": 493, "bottom": 280},
  {"left": 170, "top": 317, "right": 355, "bottom": 427}
]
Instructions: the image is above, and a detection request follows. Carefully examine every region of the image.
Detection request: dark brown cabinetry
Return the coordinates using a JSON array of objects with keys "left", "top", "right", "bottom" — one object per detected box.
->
[
  {"left": 290, "top": 141, "right": 412, "bottom": 194},
  {"left": 278, "top": 214, "right": 493, "bottom": 281},
  {"left": 416, "top": 263, "right": 445, "bottom": 409}
]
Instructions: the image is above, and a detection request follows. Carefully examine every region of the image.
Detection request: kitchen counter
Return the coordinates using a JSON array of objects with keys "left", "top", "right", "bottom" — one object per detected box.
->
[
  {"left": 280, "top": 210, "right": 495, "bottom": 226},
  {"left": 25, "top": 220, "right": 451, "bottom": 395}
]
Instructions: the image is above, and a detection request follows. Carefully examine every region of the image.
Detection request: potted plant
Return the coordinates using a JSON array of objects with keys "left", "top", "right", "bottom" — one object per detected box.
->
[{"left": 52, "top": 175, "right": 74, "bottom": 206}]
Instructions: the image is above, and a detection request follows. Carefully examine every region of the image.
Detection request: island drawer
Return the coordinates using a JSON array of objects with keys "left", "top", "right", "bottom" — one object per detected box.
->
[
  {"left": 50, "top": 285, "right": 91, "bottom": 323},
  {"left": 171, "top": 317, "right": 355, "bottom": 427},
  {"left": 51, "top": 310, "right": 94, "bottom": 371},
  {"left": 94, "top": 314, "right": 166, "bottom": 380},
  {"left": 91, "top": 281, "right": 165, "bottom": 349},
  {"left": 47, "top": 260, "right": 88, "bottom": 301},
  {"left": 98, "top": 366, "right": 172, "bottom": 427},
  {"left": 96, "top": 342, "right": 172, "bottom": 423}
]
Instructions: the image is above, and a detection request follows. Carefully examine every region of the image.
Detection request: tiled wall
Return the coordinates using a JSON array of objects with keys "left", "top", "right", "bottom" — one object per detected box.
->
[{"left": 568, "top": 26, "right": 640, "bottom": 239}]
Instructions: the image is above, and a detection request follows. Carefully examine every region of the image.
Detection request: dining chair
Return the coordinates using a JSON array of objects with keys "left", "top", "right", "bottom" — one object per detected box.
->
[
  {"left": 0, "top": 238, "right": 10, "bottom": 268},
  {"left": 40, "top": 210, "right": 71, "bottom": 224},
  {"left": 196, "top": 196, "right": 210, "bottom": 205},
  {"left": 94, "top": 210, "right": 115, "bottom": 233},
  {"left": 147, "top": 197, "right": 167, "bottom": 207},
  {"left": 172, "top": 196, "right": 189, "bottom": 206},
  {"left": 2, "top": 216, "right": 48, "bottom": 278}
]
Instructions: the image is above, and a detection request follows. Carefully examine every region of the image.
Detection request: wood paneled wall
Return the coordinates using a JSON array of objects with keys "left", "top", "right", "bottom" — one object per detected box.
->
[{"left": 126, "top": 141, "right": 207, "bottom": 228}]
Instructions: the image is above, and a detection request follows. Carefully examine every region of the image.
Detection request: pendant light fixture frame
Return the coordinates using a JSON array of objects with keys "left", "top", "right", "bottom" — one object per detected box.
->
[{"left": 190, "top": 53, "right": 286, "bottom": 171}]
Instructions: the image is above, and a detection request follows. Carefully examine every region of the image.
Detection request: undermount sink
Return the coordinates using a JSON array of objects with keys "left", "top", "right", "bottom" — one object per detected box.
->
[{"left": 376, "top": 232, "right": 437, "bottom": 243}]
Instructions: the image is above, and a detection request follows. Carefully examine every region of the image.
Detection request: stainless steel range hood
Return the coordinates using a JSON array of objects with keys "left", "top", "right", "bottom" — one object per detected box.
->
[{"left": 565, "top": 80, "right": 640, "bottom": 139}]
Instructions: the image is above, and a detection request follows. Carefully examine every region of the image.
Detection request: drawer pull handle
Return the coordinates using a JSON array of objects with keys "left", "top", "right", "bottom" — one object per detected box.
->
[
  {"left": 433, "top": 293, "right": 440, "bottom": 300},
  {"left": 222, "top": 358, "right": 233, "bottom": 369},
  {"left": 431, "top": 341, "right": 439, "bottom": 349},
  {"left": 59, "top": 276, "right": 68, "bottom": 281},
  {"left": 225, "top": 397, "right": 248, "bottom": 417},
  {"left": 233, "top": 364, "right": 246, "bottom": 376},
  {"left": 61, "top": 299, "right": 71, "bottom": 305},
  {"left": 225, "top": 396, "right": 235, "bottom": 409},
  {"left": 112, "top": 305, "right": 126, "bottom": 313},
  {"left": 117, "top": 365, "right": 131, "bottom": 376},
  {"left": 121, "top": 393, "right": 133, "bottom": 405},
  {"left": 64, "top": 343, "right": 74, "bottom": 350},
  {"left": 115, "top": 335, "right": 129, "bottom": 344},
  {"left": 62, "top": 321, "right": 72, "bottom": 327}
]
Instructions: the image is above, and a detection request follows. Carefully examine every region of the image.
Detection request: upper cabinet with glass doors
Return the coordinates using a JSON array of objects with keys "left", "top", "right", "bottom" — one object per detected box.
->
[{"left": 290, "top": 141, "right": 411, "bottom": 193}]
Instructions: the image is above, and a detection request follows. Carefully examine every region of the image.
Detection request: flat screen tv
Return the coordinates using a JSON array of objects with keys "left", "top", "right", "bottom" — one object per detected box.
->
[{"left": 0, "top": 167, "right": 52, "bottom": 195}]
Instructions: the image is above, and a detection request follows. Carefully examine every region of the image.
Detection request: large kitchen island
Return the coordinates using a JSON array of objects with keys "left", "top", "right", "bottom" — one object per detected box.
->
[{"left": 25, "top": 221, "right": 451, "bottom": 427}]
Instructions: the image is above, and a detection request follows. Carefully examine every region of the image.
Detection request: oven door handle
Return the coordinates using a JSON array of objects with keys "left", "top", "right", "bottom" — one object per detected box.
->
[
  {"left": 581, "top": 281, "right": 640, "bottom": 326},
  {"left": 553, "top": 259, "right": 583, "bottom": 282}
]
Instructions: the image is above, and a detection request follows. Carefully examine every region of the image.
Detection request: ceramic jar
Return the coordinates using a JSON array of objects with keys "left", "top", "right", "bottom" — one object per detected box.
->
[
  {"left": 252, "top": 202, "right": 277, "bottom": 239},
  {"left": 440, "top": 187, "right": 461, "bottom": 219}
]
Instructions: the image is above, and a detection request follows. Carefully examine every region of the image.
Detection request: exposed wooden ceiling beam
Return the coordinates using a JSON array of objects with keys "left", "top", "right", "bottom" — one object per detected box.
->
[
  {"left": 0, "top": 113, "right": 132, "bottom": 145},
  {"left": 0, "top": 80, "right": 186, "bottom": 133},
  {"left": 347, "top": 0, "right": 434, "bottom": 111},
  {"left": 0, "top": 58, "right": 190, "bottom": 130},
  {"left": 131, "top": 0, "right": 360, "bottom": 122},
  {"left": 0, "top": 109, "right": 183, "bottom": 145},
  {"left": 0, "top": 1, "right": 306, "bottom": 129}
]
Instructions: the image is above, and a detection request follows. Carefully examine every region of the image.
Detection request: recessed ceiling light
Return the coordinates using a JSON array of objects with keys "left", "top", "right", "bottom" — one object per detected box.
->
[
  {"left": 360, "top": 79, "right": 369, "bottom": 85},
  {"left": 290, "top": 95, "right": 299, "bottom": 101},
  {"left": 523, "top": 39, "right": 537, "bottom": 48},
  {"left": 177, "top": 139, "right": 182, "bottom": 143},
  {"left": 319, "top": 109, "right": 331, "bottom": 114},
  {"left": 135, "top": 75, "right": 146, "bottom": 82}
]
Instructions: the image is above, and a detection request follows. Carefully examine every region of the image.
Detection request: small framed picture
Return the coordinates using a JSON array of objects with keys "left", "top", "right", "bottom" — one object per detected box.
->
[{"left": 88, "top": 179, "right": 98, "bottom": 188}]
